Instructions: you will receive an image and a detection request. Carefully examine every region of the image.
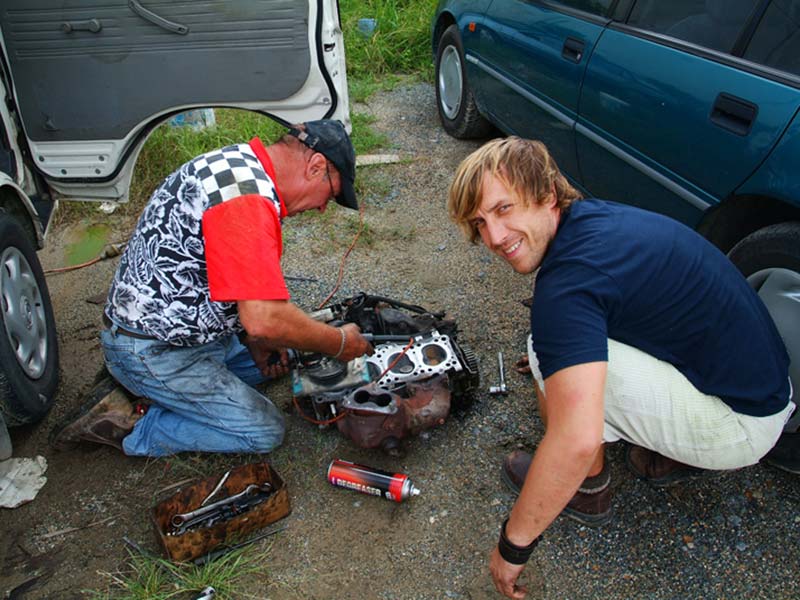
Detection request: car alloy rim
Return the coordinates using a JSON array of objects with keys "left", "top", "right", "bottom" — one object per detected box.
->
[
  {"left": 746, "top": 266, "right": 800, "bottom": 425},
  {"left": 439, "top": 45, "right": 463, "bottom": 120},
  {"left": 0, "top": 246, "right": 47, "bottom": 379}
]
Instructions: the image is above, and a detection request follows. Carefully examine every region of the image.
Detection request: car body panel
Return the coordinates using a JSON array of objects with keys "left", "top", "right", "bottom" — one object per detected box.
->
[
  {"left": 578, "top": 27, "right": 800, "bottom": 225},
  {"left": 0, "top": 0, "right": 350, "bottom": 204},
  {"left": 433, "top": 0, "right": 800, "bottom": 223},
  {"left": 467, "top": 2, "right": 607, "bottom": 177},
  {"left": 736, "top": 109, "right": 800, "bottom": 204}
]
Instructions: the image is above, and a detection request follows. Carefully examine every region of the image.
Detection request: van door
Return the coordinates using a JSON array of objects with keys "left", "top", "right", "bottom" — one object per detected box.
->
[{"left": 0, "top": 0, "right": 349, "bottom": 202}]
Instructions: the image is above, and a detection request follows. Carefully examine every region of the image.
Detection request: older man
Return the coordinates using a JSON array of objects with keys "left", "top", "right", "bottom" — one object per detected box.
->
[
  {"left": 447, "top": 137, "right": 793, "bottom": 599},
  {"left": 54, "top": 120, "right": 373, "bottom": 456}
]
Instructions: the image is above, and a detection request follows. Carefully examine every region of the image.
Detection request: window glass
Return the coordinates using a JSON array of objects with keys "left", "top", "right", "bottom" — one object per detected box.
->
[
  {"left": 628, "top": 0, "right": 758, "bottom": 54},
  {"left": 744, "top": 0, "right": 800, "bottom": 75},
  {"left": 557, "top": 0, "right": 613, "bottom": 17}
]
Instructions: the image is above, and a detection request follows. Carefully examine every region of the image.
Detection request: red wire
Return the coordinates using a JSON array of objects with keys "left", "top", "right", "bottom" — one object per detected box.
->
[
  {"left": 317, "top": 203, "right": 365, "bottom": 310},
  {"left": 376, "top": 337, "right": 415, "bottom": 381},
  {"left": 298, "top": 205, "right": 416, "bottom": 425},
  {"left": 44, "top": 256, "right": 102, "bottom": 274}
]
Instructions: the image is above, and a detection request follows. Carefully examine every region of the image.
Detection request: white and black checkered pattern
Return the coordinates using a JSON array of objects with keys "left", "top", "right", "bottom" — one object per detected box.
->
[{"left": 193, "top": 144, "right": 277, "bottom": 208}]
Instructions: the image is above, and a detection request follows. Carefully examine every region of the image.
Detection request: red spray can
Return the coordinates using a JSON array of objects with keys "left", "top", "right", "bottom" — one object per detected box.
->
[{"left": 327, "top": 459, "right": 421, "bottom": 503}]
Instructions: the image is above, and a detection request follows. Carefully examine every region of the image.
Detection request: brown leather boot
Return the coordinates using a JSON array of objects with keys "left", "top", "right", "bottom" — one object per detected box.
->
[
  {"left": 50, "top": 376, "right": 143, "bottom": 451},
  {"left": 625, "top": 445, "right": 708, "bottom": 487},
  {"left": 501, "top": 450, "right": 612, "bottom": 527}
]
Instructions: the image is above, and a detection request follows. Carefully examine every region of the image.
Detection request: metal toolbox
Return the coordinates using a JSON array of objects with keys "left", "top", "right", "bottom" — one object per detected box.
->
[{"left": 151, "top": 461, "right": 290, "bottom": 562}]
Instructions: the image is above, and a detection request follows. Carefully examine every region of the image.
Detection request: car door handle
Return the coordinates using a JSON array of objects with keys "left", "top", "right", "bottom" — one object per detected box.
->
[
  {"left": 128, "top": 0, "right": 189, "bottom": 35},
  {"left": 562, "top": 37, "right": 585, "bottom": 64},
  {"left": 710, "top": 93, "right": 758, "bottom": 136}
]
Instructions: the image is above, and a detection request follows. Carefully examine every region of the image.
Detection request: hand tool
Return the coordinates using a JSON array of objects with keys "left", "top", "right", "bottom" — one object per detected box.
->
[{"left": 488, "top": 351, "right": 508, "bottom": 395}]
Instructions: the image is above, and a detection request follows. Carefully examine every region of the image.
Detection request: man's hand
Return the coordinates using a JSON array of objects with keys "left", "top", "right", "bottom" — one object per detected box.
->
[
  {"left": 241, "top": 335, "right": 290, "bottom": 379},
  {"left": 490, "top": 547, "right": 527, "bottom": 599},
  {"left": 336, "top": 322, "right": 374, "bottom": 361},
  {"left": 238, "top": 299, "right": 374, "bottom": 361}
]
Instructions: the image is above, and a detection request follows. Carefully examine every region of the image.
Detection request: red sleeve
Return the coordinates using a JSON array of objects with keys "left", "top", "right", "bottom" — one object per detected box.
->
[{"left": 202, "top": 195, "right": 289, "bottom": 301}]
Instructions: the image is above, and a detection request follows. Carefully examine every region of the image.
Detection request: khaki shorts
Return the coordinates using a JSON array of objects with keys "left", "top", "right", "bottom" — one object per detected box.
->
[{"left": 527, "top": 336, "right": 794, "bottom": 470}]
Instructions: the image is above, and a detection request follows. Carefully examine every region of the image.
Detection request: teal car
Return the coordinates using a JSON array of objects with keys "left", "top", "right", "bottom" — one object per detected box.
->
[{"left": 433, "top": 0, "right": 800, "bottom": 426}]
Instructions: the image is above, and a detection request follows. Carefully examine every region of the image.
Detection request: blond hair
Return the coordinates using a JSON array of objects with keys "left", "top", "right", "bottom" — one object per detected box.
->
[{"left": 448, "top": 137, "right": 581, "bottom": 243}]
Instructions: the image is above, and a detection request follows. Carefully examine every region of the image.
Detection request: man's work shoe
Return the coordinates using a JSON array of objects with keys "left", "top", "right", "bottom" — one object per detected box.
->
[
  {"left": 501, "top": 450, "right": 612, "bottom": 527},
  {"left": 625, "top": 445, "right": 708, "bottom": 487},
  {"left": 50, "top": 377, "right": 142, "bottom": 451},
  {"left": 763, "top": 432, "right": 800, "bottom": 475}
]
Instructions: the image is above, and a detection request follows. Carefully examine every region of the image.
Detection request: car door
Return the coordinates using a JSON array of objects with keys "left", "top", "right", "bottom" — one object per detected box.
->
[
  {"left": 468, "top": 0, "right": 614, "bottom": 180},
  {"left": 576, "top": 0, "right": 800, "bottom": 226},
  {"left": 0, "top": 0, "right": 349, "bottom": 203}
]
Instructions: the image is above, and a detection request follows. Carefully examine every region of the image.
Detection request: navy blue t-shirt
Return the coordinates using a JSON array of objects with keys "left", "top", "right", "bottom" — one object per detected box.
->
[{"left": 531, "top": 199, "right": 789, "bottom": 417}]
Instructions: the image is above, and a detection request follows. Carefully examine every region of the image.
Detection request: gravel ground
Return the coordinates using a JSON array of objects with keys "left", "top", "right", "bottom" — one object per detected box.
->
[{"left": 2, "top": 83, "right": 799, "bottom": 599}]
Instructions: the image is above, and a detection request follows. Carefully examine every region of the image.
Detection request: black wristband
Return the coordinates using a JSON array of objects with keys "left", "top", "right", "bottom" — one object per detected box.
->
[{"left": 497, "top": 518, "right": 541, "bottom": 565}]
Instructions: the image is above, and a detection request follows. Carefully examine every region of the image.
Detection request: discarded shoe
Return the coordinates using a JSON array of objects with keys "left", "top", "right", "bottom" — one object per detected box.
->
[
  {"left": 763, "top": 432, "right": 800, "bottom": 475},
  {"left": 625, "top": 445, "right": 708, "bottom": 487},
  {"left": 50, "top": 376, "right": 142, "bottom": 451},
  {"left": 501, "top": 449, "right": 612, "bottom": 527}
]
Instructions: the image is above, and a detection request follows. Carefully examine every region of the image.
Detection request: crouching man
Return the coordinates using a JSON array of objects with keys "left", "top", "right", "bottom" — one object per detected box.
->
[{"left": 447, "top": 137, "right": 793, "bottom": 599}]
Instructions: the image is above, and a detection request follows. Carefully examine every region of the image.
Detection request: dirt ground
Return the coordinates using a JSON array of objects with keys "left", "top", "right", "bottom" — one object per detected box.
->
[{"left": 2, "top": 84, "right": 800, "bottom": 599}]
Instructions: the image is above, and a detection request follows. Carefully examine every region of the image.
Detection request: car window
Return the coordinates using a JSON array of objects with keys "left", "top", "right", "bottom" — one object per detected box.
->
[
  {"left": 628, "top": 0, "right": 758, "bottom": 53},
  {"left": 744, "top": 0, "right": 800, "bottom": 75},
  {"left": 556, "top": 0, "right": 614, "bottom": 17}
]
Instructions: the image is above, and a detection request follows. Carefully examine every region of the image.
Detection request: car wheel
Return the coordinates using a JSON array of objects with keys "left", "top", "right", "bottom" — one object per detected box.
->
[
  {"left": 435, "top": 24, "right": 493, "bottom": 139},
  {"left": 0, "top": 212, "right": 59, "bottom": 426},
  {"left": 728, "top": 222, "right": 800, "bottom": 429}
]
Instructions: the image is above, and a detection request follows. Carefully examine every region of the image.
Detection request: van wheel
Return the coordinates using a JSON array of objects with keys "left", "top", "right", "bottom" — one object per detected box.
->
[
  {"left": 728, "top": 222, "right": 800, "bottom": 430},
  {"left": 435, "top": 25, "right": 493, "bottom": 139},
  {"left": 0, "top": 213, "right": 59, "bottom": 425}
]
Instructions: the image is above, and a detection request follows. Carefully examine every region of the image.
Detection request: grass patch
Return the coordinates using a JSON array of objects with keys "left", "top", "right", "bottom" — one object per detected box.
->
[
  {"left": 349, "top": 73, "right": 404, "bottom": 104},
  {"left": 129, "top": 110, "right": 285, "bottom": 211},
  {"left": 91, "top": 541, "right": 272, "bottom": 600},
  {"left": 120, "top": 108, "right": 388, "bottom": 225},
  {"left": 340, "top": 0, "right": 434, "bottom": 80},
  {"left": 351, "top": 112, "right": 390, "bottom": 155},
  {"left": 342, "top": 0, "right": 435, "bottom": 102}
]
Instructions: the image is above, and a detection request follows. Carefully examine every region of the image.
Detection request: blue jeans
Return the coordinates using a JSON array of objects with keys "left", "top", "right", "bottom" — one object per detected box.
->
[{"left": 100, "top": 329, "right": 285, "bottom": 456}]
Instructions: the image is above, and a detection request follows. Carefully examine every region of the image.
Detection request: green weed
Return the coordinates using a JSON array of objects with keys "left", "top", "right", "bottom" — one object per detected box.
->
[
  {"left": 129, "top": 109, "right": 284, "bottom": 212},
  {"left": 90, "top": 542, "right": 272, "bottom": 600},
  {"left": 340, "top": 0, "right": 434, "bottom": 79},
  {"left": 351, "top": 112, "right": 390, "bottom": 154}
]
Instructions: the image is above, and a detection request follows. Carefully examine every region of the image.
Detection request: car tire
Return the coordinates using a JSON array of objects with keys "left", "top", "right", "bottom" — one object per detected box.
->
[
  {"left": 728, "top": 222, "right": 800, "bottom": 430},
  {"left": 435, "top": 24, "right": 493, "bottom": 139},
  {"left": 0, "top": 212, "right": 59, "bottom": 426}
]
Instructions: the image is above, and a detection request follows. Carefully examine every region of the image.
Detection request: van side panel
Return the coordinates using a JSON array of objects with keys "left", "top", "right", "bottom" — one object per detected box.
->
[{"left": 1, "top": 1, "right": 311, "bottom": 141}]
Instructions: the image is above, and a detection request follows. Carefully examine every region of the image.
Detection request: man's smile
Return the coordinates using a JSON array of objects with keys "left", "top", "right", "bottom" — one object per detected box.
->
[{"left": 504, "top": 239, "right": 522, "bottom": 257}]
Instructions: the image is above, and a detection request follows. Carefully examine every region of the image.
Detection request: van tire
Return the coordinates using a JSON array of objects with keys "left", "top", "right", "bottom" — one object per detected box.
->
[{"left": 0, "top": 213, "right": 59, "bottom": 426}]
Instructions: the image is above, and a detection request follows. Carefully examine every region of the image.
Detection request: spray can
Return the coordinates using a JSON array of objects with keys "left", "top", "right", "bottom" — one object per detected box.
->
[{"left": 327, "top": 459, "right": 421, "bottom": 503}]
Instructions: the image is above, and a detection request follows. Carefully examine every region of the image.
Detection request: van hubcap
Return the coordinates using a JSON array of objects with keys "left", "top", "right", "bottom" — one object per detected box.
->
[{"left": 1, "top": 247, "right": 47, "bottom": 379}]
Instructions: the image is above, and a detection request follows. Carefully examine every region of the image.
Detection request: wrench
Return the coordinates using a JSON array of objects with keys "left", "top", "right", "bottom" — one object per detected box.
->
[{"left": 171, "top": 483, "right": 270, "bottom": 528}]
